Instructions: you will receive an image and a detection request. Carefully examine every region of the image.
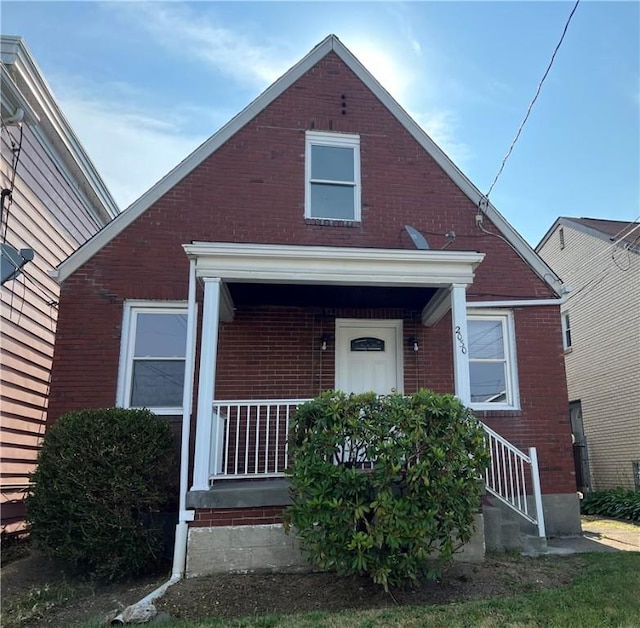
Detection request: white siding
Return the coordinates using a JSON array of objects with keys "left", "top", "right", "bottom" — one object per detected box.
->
[{"left": 539, "top": 224, "right": 640, "bottom": 490}]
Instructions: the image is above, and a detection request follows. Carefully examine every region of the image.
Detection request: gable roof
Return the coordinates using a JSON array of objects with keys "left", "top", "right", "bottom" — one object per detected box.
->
[
  {"left": 53, "top": 35, "right": 563, "bottom": 295},
  {"left": 1, "top": 35, "right": 119, "bottom": 225},
  {"left": 536, "top": 217, "right": 640, "bottom": 254}
]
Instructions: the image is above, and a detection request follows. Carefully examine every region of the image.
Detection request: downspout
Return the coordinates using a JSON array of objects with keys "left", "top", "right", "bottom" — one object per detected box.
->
[{"left": 112, "top": 258, "right": 198, "bottom": 624}]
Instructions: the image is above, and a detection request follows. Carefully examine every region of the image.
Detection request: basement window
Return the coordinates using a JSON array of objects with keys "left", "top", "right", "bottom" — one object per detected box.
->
[
  {"left": 467, "top": 311, "right": 520, "bottom": 410},
  {"left": 118, "top": 302, "right": 188, "bottom": 414},
  {"left": 305, "top": 131, "right": 360, "bottom": 221}
]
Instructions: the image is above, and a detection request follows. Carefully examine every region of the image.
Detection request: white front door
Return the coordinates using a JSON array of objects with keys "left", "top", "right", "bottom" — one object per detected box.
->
[{"left": 335, "top": 319, "right": 403, "bottom": 394}]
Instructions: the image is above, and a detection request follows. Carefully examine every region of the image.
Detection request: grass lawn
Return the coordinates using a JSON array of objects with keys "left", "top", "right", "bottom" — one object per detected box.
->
[{"left": 147, "top": 552, "right": 640, "bottom": 628}]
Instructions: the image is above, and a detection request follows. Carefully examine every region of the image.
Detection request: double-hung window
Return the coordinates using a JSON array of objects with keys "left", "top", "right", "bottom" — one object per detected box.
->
[
  {"left": 561, "top": 312, "right": 572, "bottom": 349},
  {"left": 118, "top": 302, "right": 188, "bottom": 414},
  {"left": 467, "top": 311, "right": 519, "bottom": 410},
  {"left": 305, "top": 131, "right": 360, "bottom": 221}
]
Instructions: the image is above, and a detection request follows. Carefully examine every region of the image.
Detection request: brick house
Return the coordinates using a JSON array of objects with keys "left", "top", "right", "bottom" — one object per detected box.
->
[{"left": 49, "top": 36, "right": 579, "bottom": 576}]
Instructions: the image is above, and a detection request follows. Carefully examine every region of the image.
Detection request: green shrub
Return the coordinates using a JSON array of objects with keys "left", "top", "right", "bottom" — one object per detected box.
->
[
  {"left": 284, "top": 390, "right": 490, "bottom": 590},
  {"left": 581, "top": 489, "right": 640, "bottom": 523},
  {"left": 26, "top": 408, "right": 177, "bottom": 581}
]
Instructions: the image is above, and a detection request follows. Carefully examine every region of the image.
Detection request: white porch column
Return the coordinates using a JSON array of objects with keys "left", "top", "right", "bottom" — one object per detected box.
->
[
  {"left": 191, "top": 278, "right": 222, "bottom": 491},
  {"left": 451, "top": 283, "right": 471, "bottom": 406}
]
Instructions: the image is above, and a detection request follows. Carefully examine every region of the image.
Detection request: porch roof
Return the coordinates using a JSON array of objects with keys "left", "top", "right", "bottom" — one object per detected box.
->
[{"left": 183, "top": 242, "right": 485, "bottom": 288}]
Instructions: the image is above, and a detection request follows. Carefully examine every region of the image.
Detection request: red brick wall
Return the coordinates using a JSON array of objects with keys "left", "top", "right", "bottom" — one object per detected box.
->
[
  {"left": 191, "top": 506, "right": 284, "bottom": 527},
  {"left": 48, "top": 51, "right": 573, "bottom": 496}
]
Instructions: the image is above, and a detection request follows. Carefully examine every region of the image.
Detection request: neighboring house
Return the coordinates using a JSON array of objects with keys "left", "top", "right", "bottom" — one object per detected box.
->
[
  {"left": 0, "top": 36, "right": 118, "bottom": 532},
  {"left": 537, "top": 217, "right": 640, "bottom": 492},
  {"left": 48, "top": 35, "right": 580, "bottom": 575}
]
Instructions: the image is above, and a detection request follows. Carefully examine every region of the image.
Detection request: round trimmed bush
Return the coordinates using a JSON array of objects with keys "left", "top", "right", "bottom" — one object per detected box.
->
[
  {"left": 26, "top": 408, "right": 177, "bottom": 581},
  {"left": 285, "top": 390, "right": 490, "bottom": 590}
]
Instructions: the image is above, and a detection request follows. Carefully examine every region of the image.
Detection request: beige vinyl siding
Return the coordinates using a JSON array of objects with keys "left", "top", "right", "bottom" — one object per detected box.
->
[
  {"left": 539, "top": 224, "right": 640, "bottom": 490},
  {"left": 0, "top": 123, "right": 102, "bottom": 527}
]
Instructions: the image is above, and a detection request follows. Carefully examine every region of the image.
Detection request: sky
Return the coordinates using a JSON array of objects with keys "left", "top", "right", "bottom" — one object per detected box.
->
[{"left": 3, "top": 0, "right": 639, "bottom": 246}]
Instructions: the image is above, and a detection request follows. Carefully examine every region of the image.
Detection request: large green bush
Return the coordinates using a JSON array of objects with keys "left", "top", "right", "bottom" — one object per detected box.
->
[
  {"left": 284, "top": 390, "right": 490, "bottom": 590},
  {"left": 26, "top": 408, "right": 177, "bottom": 581},
  {"left": 581, "top": 489, "right": 640, "bottom": 523}
]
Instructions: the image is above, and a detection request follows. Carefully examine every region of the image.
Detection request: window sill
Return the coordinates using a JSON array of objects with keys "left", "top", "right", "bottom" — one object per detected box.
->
[
  {"left": 564, "top": 347, "right": 573, "bottom": 355},
  {"left": 304, "top": 218, "right": 361, "bottom": 228},
  {"left": 471, "top": 409, "right": 523, "bottom": 418}
]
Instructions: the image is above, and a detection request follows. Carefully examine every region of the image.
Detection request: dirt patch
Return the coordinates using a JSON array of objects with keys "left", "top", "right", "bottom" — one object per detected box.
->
[
  {"left": 157, "top": 556, "right": 577, "bottom": 621},
  {"left": 1, "top": 552, "right": 162, "bottom": 628},
  {"left": 2, "top": 551, "right": 583, "bottom": 627}
]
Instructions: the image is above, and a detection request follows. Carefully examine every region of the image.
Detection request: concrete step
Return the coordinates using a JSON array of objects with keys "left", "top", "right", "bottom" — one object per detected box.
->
[
  {"left": 520, "top": 533, "right": 548, "bottom": 556},
  {"left": 483, "top": 496, "right": 547, "bottom": 555}
]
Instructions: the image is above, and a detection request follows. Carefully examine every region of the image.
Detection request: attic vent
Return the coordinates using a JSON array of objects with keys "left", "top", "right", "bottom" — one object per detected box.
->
[{"left": 559, "top": 227, "right": 565, "bottom": 250}]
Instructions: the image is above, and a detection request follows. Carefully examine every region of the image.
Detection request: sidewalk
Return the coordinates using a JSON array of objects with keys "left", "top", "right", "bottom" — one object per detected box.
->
[{"left": 545, "top": 516, "right": 640, "bottom": 554}]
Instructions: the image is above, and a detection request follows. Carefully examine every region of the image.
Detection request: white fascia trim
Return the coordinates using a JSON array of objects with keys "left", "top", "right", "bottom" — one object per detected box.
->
[
  {"left": 467, "top": 297, "right": 566, "bottom": 308},
  {"left": 0, "top": 65, "right": 39, "bottom": 125},
  {"left": 53, "top": 34, "right": 560, "bottom": 296},
  {"left": 184, "top": 242, "right": 485, "bottom": 287},
  {"left": 0, "top": 36, "right": 118, "bottom": 222}
]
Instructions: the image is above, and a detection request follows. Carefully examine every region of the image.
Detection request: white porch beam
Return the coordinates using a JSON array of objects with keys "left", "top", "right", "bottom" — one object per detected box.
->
[
  {"left": 451, "top": 284, "right": 471, "bottom": 406},
  {"left": 421, "top": 287, "right": 451, "bottom": 327},
  {"left": 184, "top": 242, "right": 484, "bottom": 288},
  {"left": 191, "top": 278, "right": 222, "bottom": 491}
]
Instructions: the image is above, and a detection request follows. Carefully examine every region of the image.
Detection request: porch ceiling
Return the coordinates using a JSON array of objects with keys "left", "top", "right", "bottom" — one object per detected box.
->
[{"left": 227, "top": 283, "right": 438, "bottom": 309}]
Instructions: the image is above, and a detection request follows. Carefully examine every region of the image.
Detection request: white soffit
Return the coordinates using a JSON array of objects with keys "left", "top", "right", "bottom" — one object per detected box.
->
[
  {"left": 183, "top": 242, "right": 485, "bottom": 287},
  {"left": 54, "top": 34, "right": 560, "bottom": 295}
]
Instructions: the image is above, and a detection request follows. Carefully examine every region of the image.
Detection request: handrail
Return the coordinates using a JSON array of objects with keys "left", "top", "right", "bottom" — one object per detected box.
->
[
  {"left": 481, "top": 423, "right": 546, "bottom": 537},
  {"left": 207, "top": 398, "right": 546, "bottom": 538}
]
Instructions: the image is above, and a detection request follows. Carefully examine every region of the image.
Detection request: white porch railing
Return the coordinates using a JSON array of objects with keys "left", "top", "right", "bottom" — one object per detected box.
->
[
  {"left": 210, "top": 399, "right": 311, "bottom": 480},
  {"left": 208, "top": 398, "right": 546, "bottom": 538},
  {"left": 481, "top": 423, "right": 546, "bottom": 537}
]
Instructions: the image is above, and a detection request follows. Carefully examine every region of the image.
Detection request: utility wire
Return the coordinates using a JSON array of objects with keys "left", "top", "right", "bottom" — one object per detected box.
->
[
  {"left": 558, "top": 219, "right": 640, "bottom": 284},
  {"left": 1, "top": 121, "right": 24, "bottom": 244},
  {"left": 485, "top": 0, "right": 580, "bottom": 200}
]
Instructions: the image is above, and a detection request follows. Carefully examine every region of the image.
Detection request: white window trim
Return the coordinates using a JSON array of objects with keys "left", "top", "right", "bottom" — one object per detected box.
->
[
  {"left": 305, "top": 130, "right": 361, "bottom": 222},
  {"left": 561, "top": 311, "right": 572, "bottom": 350},
  {"left": 117, "top": 300, "right": 191, "bottom": 415},
  {"left": 467, "top": 309, "right": 520, "bottom": 411}
]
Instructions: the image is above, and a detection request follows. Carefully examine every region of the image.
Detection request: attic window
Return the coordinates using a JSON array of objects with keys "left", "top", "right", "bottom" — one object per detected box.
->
[
  {"left": 305, "top": 131, "right": 360, "bottom": 221},
  {"left": 559, "top": 227, "right": 565, "bottom": 249}
]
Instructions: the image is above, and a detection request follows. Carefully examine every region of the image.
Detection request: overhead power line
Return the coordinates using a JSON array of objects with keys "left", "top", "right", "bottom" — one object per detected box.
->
[{"left": 484, "top": 0, "right": 581, "bottom": 200}]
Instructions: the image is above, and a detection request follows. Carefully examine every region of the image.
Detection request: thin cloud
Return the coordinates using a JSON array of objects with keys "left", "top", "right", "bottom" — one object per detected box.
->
[
  {"left": 113, "top": 3, "right": 296, "bottom": 88},
  {"left": 54, "top": 81, "right": 212, "bottom": 209},
  {"left": 412, "top": 109, "right": 472, "bottom": 168}
]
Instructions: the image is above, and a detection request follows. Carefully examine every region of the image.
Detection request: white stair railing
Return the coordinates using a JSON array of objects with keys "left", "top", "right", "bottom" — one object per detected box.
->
[
  {"left": 208, "top": 399, "right": 546, "bottom": 538},
  {"left": 482, "top": 423, "right": 546, "bottom": 538}
]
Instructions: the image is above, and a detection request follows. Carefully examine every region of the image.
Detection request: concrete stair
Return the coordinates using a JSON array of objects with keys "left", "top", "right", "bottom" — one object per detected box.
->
[{"left": 483, "top": 495, "right": 548, "bottom": 555}]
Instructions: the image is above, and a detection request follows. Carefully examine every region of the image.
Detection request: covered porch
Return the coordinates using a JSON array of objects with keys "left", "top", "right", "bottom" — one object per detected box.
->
[{"left": 182, "top": 242, "right": 484, "bottom": 494}]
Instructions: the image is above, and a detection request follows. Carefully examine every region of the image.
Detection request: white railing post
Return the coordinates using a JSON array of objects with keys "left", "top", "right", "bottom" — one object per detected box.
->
[
  {"left": 529, "top": 447, "right": 546, "bottom": 538},
  {"left": 451, "top": 284, "right": 471, "bottom": 406},
  {"left": 191, "top": 278, "right": 222, "bottom": 491}
]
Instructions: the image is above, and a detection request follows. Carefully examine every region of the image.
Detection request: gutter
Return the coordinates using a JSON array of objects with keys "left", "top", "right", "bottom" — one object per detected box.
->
[
  {"left": 467, "top": 295, "right": 569, "bottom": 308},
  {"left": 112, "top": 259, "right": 198, "bottom": 624}
]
